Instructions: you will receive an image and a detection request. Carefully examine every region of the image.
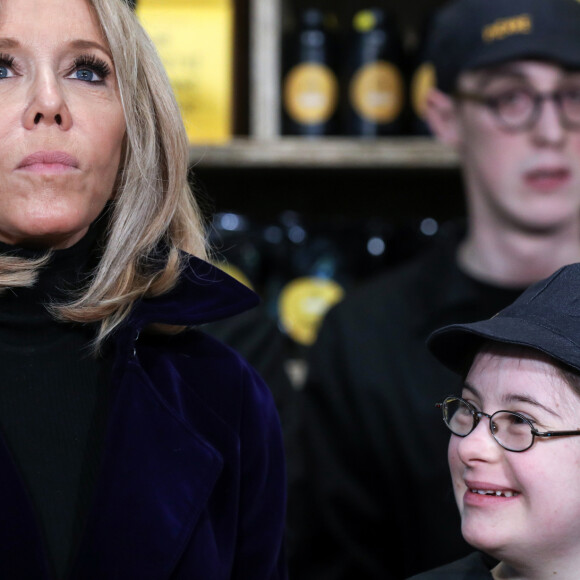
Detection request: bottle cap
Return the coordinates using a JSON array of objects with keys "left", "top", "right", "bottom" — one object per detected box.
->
[{"left": 353, "top": 8, "right": 384, "bottom": 33}]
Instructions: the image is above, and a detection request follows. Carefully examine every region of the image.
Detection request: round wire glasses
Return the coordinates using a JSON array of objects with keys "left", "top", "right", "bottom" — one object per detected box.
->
[
  {"left": 454, "top": 88, "right": 580, "bottom": 132},
  {"left": 436, "top": 396, "right": 580, "bottom": 452}
]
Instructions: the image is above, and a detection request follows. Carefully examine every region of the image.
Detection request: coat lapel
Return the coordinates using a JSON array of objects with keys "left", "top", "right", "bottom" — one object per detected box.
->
[{"left": 69, "top": 359, "right": 226, "bottom": 580}]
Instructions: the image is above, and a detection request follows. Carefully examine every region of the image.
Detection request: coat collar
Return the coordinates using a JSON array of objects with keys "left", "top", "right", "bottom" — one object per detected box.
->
[{"left": 127, "top": 255, "right": 260, "bottom": 330}]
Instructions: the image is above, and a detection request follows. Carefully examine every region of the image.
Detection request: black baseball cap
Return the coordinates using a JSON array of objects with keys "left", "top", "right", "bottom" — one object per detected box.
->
[
  {"left": 427, "top": 263, "right": 580, "bottom": 375},
  {"left": 426, "top": 0, "right": 580, "bottom": 93}
]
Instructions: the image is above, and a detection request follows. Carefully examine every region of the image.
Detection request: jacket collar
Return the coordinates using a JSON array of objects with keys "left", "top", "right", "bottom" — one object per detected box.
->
[{"left": 127, "top": 254, "right": 260, "bottom": 331}]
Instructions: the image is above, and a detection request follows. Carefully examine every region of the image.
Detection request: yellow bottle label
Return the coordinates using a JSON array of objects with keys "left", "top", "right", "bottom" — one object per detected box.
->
[
  {"left": 284, "top": 63, "right": 339, "bottom": 125},
  {"left": 278, "top": 277, "right": 344, "bottom": 346},
  {"left": 349, "top": 61, "right": 404, "bottom": 123},
  {"left": 411, "top": 62, "right": 436, "bottom": 119}
]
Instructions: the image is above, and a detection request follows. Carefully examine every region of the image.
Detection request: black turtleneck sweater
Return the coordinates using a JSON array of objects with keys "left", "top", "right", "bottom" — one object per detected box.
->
[{"left": 0, "top": 230, "right": 112, "bottom": 579}]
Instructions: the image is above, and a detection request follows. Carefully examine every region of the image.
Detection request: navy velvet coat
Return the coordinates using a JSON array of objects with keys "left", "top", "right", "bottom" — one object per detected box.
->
[{"left": 4, "top": 256, "right": 287, "bottom": 579}]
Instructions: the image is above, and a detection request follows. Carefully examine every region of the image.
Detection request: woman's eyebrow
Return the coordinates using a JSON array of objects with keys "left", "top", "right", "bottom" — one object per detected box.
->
[
  {"left": 502, "top": 393, "right": 560, "bottom": 417},
  {"left": 0, "top": 38, "right": 20, "bottom": 50},
  {"left": 68, "top": 39, "right": 113, "bottom": 60},
  {"left": 0, "top": 37, "right": 112, "bottom": 60}
]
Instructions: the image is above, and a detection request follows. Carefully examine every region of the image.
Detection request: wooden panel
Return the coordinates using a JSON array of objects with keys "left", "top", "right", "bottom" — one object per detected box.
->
[{"left": 249, "top": 0, "right": 282, "bottom": 138}]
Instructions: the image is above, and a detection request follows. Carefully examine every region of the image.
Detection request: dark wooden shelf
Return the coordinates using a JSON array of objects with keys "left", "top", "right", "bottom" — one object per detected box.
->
[{"left": 188, "top": 137, "right": 459, "bottom": 169}]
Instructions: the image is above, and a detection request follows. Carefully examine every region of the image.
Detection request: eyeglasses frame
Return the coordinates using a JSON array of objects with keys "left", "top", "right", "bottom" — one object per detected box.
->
[
  {"left": 436, "top": 395, "right": 580, "bottom": 453},
  {"left": 453, "top": 89, "right": 580, "bottom": 132}
]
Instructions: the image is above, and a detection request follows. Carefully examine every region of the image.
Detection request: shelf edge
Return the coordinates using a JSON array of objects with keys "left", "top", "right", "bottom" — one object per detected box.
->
[{"left": 188, "top": 137, "right": 459, "bottom": 169}]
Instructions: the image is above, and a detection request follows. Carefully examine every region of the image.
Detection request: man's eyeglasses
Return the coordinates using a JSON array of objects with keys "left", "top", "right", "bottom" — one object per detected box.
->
[
  {"left": 436, "top": 396, "right": 580, "bottom": 452},
  {"left": 454, "top": 88, "right": 580, "bottom": 131}
]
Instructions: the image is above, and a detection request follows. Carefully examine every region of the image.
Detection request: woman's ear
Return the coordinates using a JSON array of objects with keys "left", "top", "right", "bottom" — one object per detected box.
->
[{"left": 424, "top": 88, "right": 461, "bottom": 147}]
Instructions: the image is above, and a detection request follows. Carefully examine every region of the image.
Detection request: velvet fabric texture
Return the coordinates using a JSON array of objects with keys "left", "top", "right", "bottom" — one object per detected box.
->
[{"left": 0, "top": 256, "right": 287, "bottom": 579}]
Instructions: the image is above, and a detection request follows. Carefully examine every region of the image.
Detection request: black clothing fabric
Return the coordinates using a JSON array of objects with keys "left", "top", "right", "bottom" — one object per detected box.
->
[
  {"left": 0, "top": 232, "right": 112, "bottom": 579},
  {"left": 202, "top": 304, "right": 296, "bottom": 437},
  {"left": 287, "top": 227, "right": 523, "bottom": 579},
  {"left": 407, "top": 552, "right": 495, "bottom": 579}
]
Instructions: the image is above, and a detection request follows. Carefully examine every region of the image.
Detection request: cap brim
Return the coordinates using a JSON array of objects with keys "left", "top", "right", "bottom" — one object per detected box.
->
[{"left": 427, "top": 316, "right": 580, "bottom": 375}]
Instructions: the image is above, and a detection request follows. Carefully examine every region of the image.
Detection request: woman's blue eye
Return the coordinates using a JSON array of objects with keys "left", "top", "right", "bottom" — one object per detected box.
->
[
  {"left": 0, "top": 57, "right": 15, "bottom": 79},
  {"left": 69, "top": 56, "right": 110, "bottom": 83},
  {"left": 75, "top": 68, "right": 98, "bottom": 82}
]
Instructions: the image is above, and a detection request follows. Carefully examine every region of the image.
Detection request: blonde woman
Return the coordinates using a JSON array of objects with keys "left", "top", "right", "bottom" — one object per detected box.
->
[{"left": 0, "top": 0, "right": 286, "bottom": 577}]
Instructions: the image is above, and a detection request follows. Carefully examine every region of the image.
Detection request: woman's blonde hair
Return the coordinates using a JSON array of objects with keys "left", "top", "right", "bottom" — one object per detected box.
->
[{"left": 0, "top": 0, "right": 208, "bottom": 346}]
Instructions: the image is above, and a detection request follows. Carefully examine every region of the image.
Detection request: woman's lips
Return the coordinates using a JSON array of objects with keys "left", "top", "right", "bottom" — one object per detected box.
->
[{"left": 17, "top": 151, "right": 80, "bottom": 174}]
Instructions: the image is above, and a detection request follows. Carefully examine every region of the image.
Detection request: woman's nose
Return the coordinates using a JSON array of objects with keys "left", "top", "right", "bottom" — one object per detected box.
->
[{"left": 23, "top": 70, "right": 72, "bottom": 131}]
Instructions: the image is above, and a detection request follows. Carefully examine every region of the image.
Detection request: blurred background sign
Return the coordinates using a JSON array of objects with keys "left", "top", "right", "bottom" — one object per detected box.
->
[{"left": 136, "top": 0, "right": 234, "bottom": 144}]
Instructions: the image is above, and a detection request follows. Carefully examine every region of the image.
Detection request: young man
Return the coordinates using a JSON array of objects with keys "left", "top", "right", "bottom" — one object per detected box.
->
[{"left": 287, "top": 1, "right": 580, "bottom": 578}]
